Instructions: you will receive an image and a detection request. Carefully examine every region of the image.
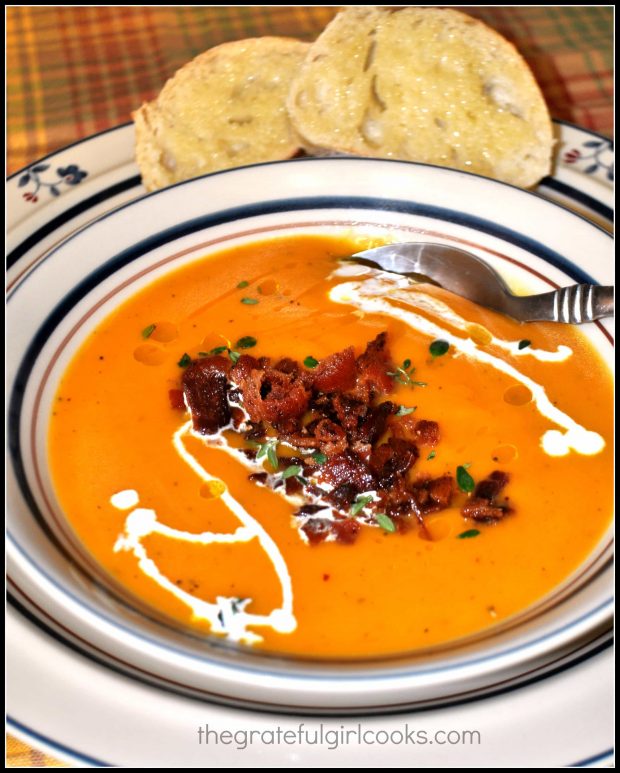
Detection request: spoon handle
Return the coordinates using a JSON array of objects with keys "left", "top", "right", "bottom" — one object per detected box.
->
[{"left": 505, "top": 285, "right": 614, "bottom": 323}]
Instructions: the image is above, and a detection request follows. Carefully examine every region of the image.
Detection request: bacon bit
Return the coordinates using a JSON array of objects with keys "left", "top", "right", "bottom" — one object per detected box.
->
[
  {"left": 356, "top": 401, "right": 396, "bottom": 444},
  {"left": 370, "top": 437, "right": 420, "bottom": 486},
  {"left": 313, "top": 418, "right": 348, "bottom": 456},
  {"left": 273, "top": 357, "right": 300, "bottom": 376},
  {"left": 313, "top": 346, "right": 357, "bottom": 392},
  {"left": 413, "top": 419, "right": 441, "bottom": 446},
  {"left": 300, "top": 518, "right": 333, "bottom": 545},
  {"left": 332, "top": 518, "right": 361, "bottom": 544},
  {"left": 354, "top": 332, "right": 394, "bottom": 398},
  {"left": 318, "top": 449, "right": 375, "bottom": 493},
  {"left": 411, "top": 475, "right": 455, "bottom": 515},
  {"left": 182, "top": 356, "right": 231, "bottom": 434},
  {"left": 462, "top": 471, "right": 511, "bottom": 522},
  {"left": 168, "top": 389, "right": 186, "bottom": 411},
  {"left": 230, "top": 354, "right": 261, "bottom": 383},
  {"left": 330, "top": 393, "right": 367, "bottom": 433},
  {"left": 230, "top": 407, "right": 245, "bottom": 428},
  {"left": 239, "top": 367, "right": 310, "bottom": 424}
]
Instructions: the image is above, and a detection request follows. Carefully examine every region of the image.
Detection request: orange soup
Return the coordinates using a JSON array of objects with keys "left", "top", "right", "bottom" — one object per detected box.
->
[{"left": 48, "top": 235, "right": 613, "bottom": 658}]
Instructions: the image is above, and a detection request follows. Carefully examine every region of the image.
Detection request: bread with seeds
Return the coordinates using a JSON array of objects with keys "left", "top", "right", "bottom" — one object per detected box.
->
[
  {"left": 287, "top": 7, "right": 553, "bottom": 188},
  {"left": 134, "top": 37, "right": 310, "bottom": 191}
]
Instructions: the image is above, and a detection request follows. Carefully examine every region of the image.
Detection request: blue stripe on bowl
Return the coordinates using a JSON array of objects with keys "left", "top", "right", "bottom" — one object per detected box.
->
[
  {"left": 7, "top": 592, "right": 613, "bottom": 713},
  {"left": 7, "top": 175, "right": 142, "bottom": 269},
  {"left": 6, "top": 528, "right": 614, "bottom": 680},
  {"left": 6, "top": 194, "right": 606, "bottom": 301}
]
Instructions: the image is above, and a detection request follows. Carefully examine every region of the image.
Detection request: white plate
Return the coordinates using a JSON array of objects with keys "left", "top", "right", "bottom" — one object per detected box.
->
[{"left": 7, "top": 121, "right": 614, "bottom": 767}]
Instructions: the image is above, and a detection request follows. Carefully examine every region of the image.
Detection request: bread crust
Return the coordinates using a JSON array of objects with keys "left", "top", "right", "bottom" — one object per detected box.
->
[
  {"left": 287, "top": 7, "right": 553, "bottom": 188},
  {"left": 134, "top": 37, "right": 310, "bottom": 191}
]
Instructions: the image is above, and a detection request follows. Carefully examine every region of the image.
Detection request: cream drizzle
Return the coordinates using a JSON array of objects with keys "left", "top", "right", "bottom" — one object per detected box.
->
[
  {"left": 329, "top": 270, "right": 604, "bottom": 457},
  {"left": 111, "top": 421, "right": 297, "bottom": 645},
  {"left": 332, "top": 266, "right": 572, "bottom": 362}
]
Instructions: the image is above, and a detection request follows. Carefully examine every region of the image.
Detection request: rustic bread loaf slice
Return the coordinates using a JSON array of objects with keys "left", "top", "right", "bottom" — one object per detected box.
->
[
  {"left": 134, "top": 37, "right": 310, "bottom": 191},
  {"left": 287, "top": 7, "right": 553, "bottom": 188}
]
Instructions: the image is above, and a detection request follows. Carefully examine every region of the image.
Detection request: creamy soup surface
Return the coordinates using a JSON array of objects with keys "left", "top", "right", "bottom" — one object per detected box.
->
[{"left": 48, "top": 235, "right": 613, "bottom": 658}]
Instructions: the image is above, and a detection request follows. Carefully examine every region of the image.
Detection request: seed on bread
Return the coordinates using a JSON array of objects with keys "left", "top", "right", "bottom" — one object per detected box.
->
[
  {"left": 287, "top": 7, "right": 554, "bottom": 188},
  {"left": 133, "top": 37, "right": 310, "bottom": 191}
]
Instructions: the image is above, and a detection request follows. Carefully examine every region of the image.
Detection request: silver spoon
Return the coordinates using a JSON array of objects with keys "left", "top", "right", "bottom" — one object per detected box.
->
[{"left": 350, "top": 242, "right": 614, "bottom": 324}]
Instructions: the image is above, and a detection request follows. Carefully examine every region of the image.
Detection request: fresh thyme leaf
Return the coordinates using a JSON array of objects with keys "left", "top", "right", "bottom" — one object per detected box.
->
[
  {"left": 350, "top": 494, "right": 374, "bottom": 516},
  {"left": 177, "top": 353, "right": 191, "bottom": 368},
  {"left": 208, "top": 345, "right": 228, "bottom": 356},
  {"left": 237, "top": 280, "right": 249, "bottom": 289},
  {"left": 375, "top": 513, "right": 396, "bottom": 533},
  {"left": 256, "top": 438, "right": 279, "bottom": 469},
  {"left": 304, "top": 356, "right": 319, "bottom": 368},
  {"left": 141, "top": 323, "right": 156, "bottom": 339},
  {"left": 312, "top": 451, "right": 327, "bottom": 464},
  {"left": 241, "top": 297, "right": 259, "bottom": 305},
  {"left": 518, "top": 339, "right": 531, "bottom": 350},
  {"left": 228, "top": 350, "right": 241, "bottom": 364},
  {"left": 456, "top": 465, "right": 475, "bottom": 493},
  {"left": 236, "top": 336, "right": 257, "bottom": 349},
  {"left": 267, "top": 445, "right": 279, "bottom": 469},
  {"left": 427, "top": 450, "right": 436, "bottom": 460},
  {"left": 198, "top": 352, "right": 209, "bottom": 357},
  {"left": 430, "top": 339, "right": 450, "bottom": 358},
  {"left": 396, "top": 405, "right": 416, "bottom": 416},
  {"left": 282, "top": 465, "right": 303, "bottom": 480},
  {"left": 458, "top": 529, "right": 481, "bottom": 539},
  {"left": 387, "top": 359, "right": 426, "bottom": 388},
  {"left": 296, "top": 475, "right": 309, "bottom": 486}
]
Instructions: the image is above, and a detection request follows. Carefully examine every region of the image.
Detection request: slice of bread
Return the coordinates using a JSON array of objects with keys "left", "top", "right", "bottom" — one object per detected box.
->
[
  {"left": 287, "top": 7, "right": 554, "bottom": 188},
  {"left": 134, "top": 37, "right": 310, "bottom": 191}
]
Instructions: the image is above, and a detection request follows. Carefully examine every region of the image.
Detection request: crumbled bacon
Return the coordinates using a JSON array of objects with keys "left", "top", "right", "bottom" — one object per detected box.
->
[
  {"left": 462, "top": 471, "right": 511, "bottom": 522},
  {"left": 412, "top": 420, "right": 441, "bottom": 446},
  {"left": 370, "top": 437, "right": 420, "bottom": 487},
  {"left": 300, "top": 517, "right": 334, "bottom": 545},
  {"left": 312, "top": 346, "right": 356, "bottom": 393},
  {"left": 168, "top": 389, "right": 185, "bottom": 411},
  {"left": 356, "top": 401, "right": 396, "bottom": 444},
  {"left": 332, "top": 518, "right": 361, "bottom": 544},
  {"left": 182, "top": 356, "right": 231, "bottom": 434},
  {"left": 237, "top": 366, "right": 310, "bottom": 424},
  {"left": 177, "top": 331, "right": 511, "bottom": 544},
  {"left": 318, "top": 449, "right": 375, "bottom": 493},
  {"left": 354, "top": 332, "right": 394, "bottom": 399},
  {"left": 411, "top": 475, "right": 455, "bottom": 515},
  {"left": 312, "top": 418, "right": 348, "bottom": 456}
]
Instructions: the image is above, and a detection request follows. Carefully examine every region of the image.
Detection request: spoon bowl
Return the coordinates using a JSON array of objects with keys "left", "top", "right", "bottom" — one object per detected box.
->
[{"left": 351, "top": 242, "right": 614, "bottom": 324}]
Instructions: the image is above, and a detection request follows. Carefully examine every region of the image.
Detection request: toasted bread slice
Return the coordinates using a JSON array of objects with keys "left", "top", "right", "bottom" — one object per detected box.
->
[
  {"left": 134, "top": 37, "right": 310, "bottom": 191},
  {"left": 287, "top": 7, "right": 553, "bottom": 188}
]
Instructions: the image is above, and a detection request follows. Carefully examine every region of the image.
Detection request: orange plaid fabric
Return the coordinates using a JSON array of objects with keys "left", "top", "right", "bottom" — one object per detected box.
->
[
  {"left": 6, "top": 6, "right": 613, "bottom": 175},
  {"left": 6, "top": 735, "right": 67, "bottom": 768}
]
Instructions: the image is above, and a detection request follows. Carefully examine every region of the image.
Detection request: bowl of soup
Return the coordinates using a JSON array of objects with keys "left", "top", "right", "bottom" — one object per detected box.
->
[{"left": 7, "top": 158, "right": 613, "bottom": 713}]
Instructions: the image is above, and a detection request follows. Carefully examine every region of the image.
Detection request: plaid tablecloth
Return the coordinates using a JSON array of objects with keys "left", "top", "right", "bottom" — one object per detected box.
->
[
  {"left": 6, "top": 5, "right": 613, "bottom": 176},
  {"left": 5, "top": 5, "right": 613, "bottom": 768}
]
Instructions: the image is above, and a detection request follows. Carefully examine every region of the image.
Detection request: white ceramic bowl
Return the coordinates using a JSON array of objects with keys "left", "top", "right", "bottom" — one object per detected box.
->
[{"left": 7, "top": 158, "right": 613, "bottom": 714}]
